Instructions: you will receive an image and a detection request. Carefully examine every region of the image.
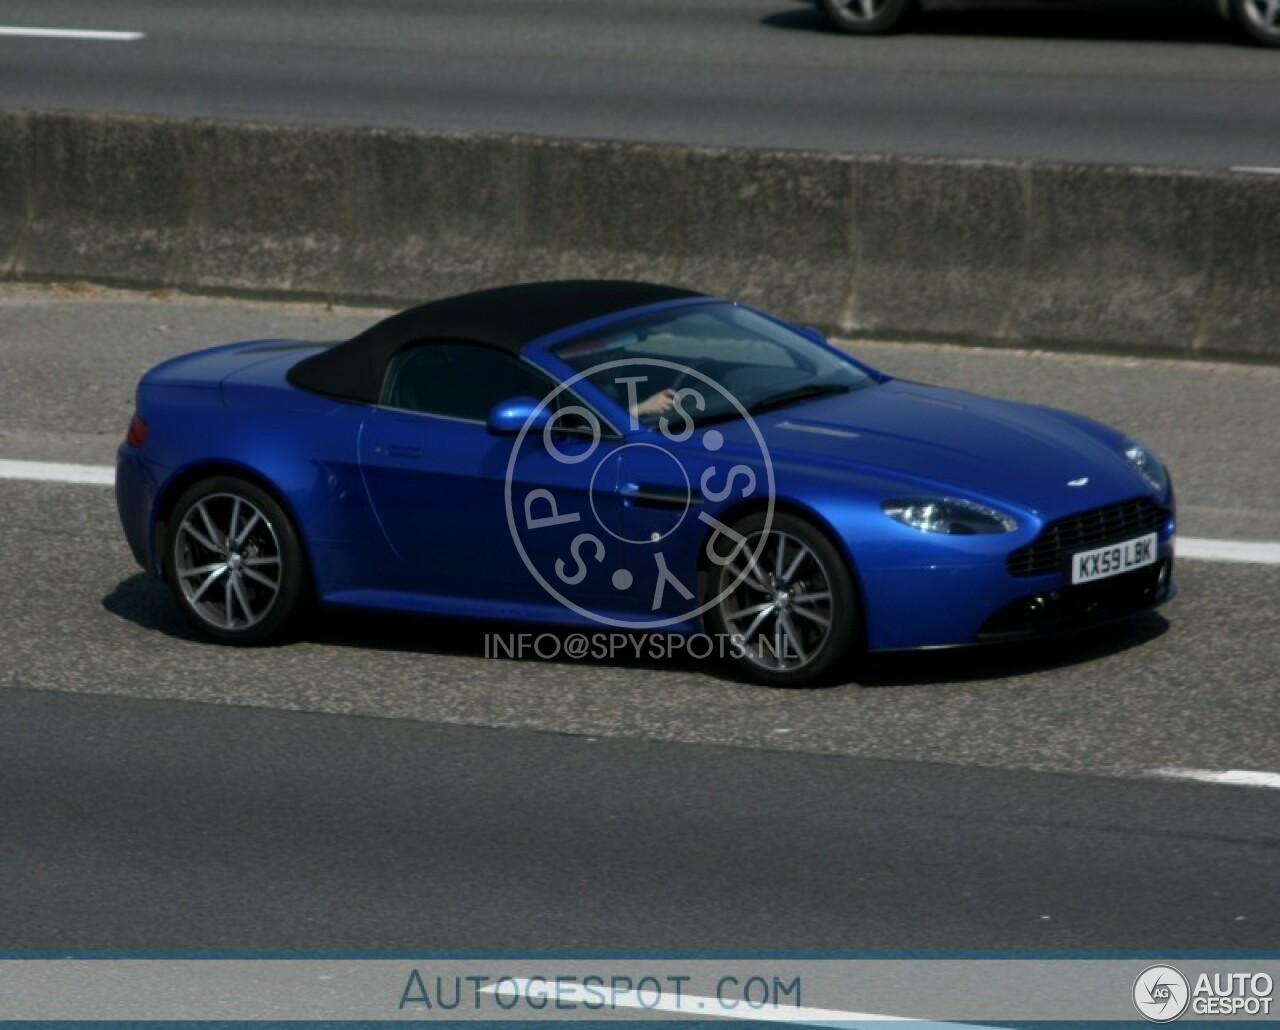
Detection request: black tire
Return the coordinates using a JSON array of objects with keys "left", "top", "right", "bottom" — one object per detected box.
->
[
  {"left": 818, "top": 0, "right": 919, "bottom": 35},
  {"left": 703, "top": 511, "right": 860, "bottom": 688},
  {"left": 165, "top": 476, "right": 309, "bottom": 645},
  {"left": 1231, "top": 0, "right": 1280, "bottom": 45}
]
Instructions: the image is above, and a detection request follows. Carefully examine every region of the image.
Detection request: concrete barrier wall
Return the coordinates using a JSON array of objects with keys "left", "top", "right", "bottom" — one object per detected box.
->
[{"left": 1, "top": 108, "right": 1277, "bottom": 360}]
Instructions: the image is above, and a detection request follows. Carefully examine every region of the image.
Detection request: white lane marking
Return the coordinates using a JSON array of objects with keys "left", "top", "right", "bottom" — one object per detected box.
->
[
  {"left": 0, "top": 25, "right": 144, "bottom": 41},
  {"left": 1231, "top": 166, "right": 1280, "bottom": 175},
  {"left": 1154, "top": 768, "right": 1280, "bottom": 790},
  {"left": 2, "top": 459, "right": 1280, "bottom": 568},
  {"left": 1179, "top": 537, "right": 1280, "bottom": 565},
  {"left": 0, "top": 458, "right": 114, "bottom": 486},
  {"left": 480, "top": 978, "right": 998, "bottom": 1028}
]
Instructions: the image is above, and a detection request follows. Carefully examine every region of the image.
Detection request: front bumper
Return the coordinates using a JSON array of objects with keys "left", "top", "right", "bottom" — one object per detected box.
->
[
  {"left": 856, "top": 515, "right": 1176, "bottom": 651},
  {"left": 974, "top": 557, "right": 1175, "bottom": 642}
]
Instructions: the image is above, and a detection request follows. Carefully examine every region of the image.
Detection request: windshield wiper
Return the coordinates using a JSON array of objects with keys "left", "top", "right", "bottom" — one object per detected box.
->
[{"left": 748, "top": 382, "right": 852, "bottom": 415}]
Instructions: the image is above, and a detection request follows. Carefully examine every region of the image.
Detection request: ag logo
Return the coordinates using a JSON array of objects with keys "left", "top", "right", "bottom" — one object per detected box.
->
[{"left": 1133, "top": 965, "right": 1190, "bottom": 1023}]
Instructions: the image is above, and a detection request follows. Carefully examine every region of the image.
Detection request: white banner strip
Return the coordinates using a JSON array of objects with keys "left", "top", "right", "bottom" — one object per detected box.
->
[{"left": 0, "top": 959, "right": 1275, "bottom": 1022}]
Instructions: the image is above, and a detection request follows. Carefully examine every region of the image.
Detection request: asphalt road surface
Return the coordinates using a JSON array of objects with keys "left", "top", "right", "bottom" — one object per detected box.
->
[
  {"left": 5, "top": 687, "right": 1280, "bottom": 950},
  {"left": 1, "top": 0, "right": 1279, "bottom": 168},
  {"left": 1, "top": 286, "right": 1278, "bottom": 949}
]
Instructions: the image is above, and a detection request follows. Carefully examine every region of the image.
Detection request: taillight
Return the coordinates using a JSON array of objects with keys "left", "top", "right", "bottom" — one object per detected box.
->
[{"left": 125, "top": 412, "right": 149, "bottom": 448}]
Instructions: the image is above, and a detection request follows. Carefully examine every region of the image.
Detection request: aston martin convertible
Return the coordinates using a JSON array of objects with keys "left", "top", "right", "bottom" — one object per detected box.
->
[{"left": 116, "top": 280, "right": 1175, "bottom": 686}]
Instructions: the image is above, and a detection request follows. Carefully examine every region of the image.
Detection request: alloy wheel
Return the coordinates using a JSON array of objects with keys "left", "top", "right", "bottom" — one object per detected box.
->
[
  {"left": 174, "top": 492, "right": 284, "bottom": 630},
  {"left": 716, "top": 529, "right": 837, "bottom": 674},
  {"left": 829, "top": 0, "right": 890, "bottom": 22},
  {"left": 1239, "top": 0, "right": 1280, "bottom": 34},
  {"left": 818, "top": 0, "right": 918, "bottom": 34}
]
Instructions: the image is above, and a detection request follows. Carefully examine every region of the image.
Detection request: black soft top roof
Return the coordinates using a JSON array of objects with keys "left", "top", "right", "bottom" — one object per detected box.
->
[{"left": 287, "top": 280, "right": 704, "bottom": 403}]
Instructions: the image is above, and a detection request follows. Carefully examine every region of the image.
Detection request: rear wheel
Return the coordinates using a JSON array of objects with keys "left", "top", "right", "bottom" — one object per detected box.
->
[
  {"left": 1232, "top": 0, "right": 1280, "bottom": 44},
  {"left": 704, "top": 512, "right": 859, "bottom": 688},
  {"left": 166, "top": 477, "right": 308, "bottom": 644},
  {"left": 817, "top": 0, "right": 919, "bottom": 35}
]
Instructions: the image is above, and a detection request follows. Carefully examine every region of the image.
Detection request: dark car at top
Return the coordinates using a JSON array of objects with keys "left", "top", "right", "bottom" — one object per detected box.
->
[{"left": 815, "top": 0, "right": 1280, "bottom": 46}]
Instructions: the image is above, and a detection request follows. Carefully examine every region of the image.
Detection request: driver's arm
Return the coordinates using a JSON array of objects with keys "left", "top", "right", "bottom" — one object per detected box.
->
[{"left": 632, "top": 388, "right": 676, "bottom": 417}]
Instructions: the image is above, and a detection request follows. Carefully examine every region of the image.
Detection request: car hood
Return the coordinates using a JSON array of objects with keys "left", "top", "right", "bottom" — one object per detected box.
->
[{"left": 712, "top": 380, "right": 1155, "bottom": 519}]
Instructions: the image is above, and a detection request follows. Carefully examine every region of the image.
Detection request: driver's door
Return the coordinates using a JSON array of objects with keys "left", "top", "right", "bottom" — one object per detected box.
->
[{"left": 358, "top": 341, "right": 621, "bottom": 609}]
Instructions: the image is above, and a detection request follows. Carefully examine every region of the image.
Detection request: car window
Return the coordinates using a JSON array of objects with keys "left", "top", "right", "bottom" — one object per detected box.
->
[
  {"left": 382, "top": 342, "right": 552, "bottom": 420},
  {"left": 553, "top": 303, "right": 872, "bottom": 423},
  {"left": 627, "top": 312, "right": 800, "bottom": 368}
]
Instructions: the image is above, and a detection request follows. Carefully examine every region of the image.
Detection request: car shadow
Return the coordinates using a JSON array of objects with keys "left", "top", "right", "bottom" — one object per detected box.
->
[
  {"left": 852, "top": 611, "right": 1169, "bottom": 687},
  {"left": 765, "top": 1, "right": 1243, "bottom": 48},
  {"left": 103, "top": 573, "right": 1171, "bottom": 689},
  {"left": 102, "top": 573, "right": 207, "bottom": 643}
]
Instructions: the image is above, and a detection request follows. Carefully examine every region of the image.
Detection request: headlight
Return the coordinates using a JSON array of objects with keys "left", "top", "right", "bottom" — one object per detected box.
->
[
  {"left": 882, "top": 498, "right": 1018, "bottom": 535},
  {"left": 1123, "top": 438, "right": 1169, "bottom": 494}
]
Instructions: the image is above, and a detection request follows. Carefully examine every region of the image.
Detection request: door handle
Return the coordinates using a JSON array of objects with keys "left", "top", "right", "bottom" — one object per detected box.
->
[
  {"left": 618, "top": 482, "right": 699, "bottom": 508},
  {"left": 375, "top": 443, "right": 423, "bottom": 459}
]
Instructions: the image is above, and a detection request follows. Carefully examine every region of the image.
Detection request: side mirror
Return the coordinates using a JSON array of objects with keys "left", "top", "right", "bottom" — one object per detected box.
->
[
  {"left": 487, "top": 396, "right": 551, "bottom": 435},
  {"left": 798, "top": 325, "right": 828, "bottom": 346}
]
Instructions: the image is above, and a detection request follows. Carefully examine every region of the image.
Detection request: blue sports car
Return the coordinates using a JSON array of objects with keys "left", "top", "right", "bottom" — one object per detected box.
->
[{"left": 116, "top": 280, "right": 1175, "bottom": 686}]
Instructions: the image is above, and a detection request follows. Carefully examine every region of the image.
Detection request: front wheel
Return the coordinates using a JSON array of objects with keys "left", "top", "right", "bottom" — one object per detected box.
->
[
  {"left": 817, "top": 0, "right": 919, "bottom": 35},
  {"left": 166, "top": 476, "right": 308, "bottom": 645},
  {"left": 704, "top": 512, "right": 860, "bottom": 688},
  {"left": 1231, "top": 0, "right": 1280, "bottom": 45}
]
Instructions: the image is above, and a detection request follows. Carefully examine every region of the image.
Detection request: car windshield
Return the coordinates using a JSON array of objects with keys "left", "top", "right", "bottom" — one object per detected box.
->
[{"left": 551, "top": 303, "right": 874, "bottom": 425}]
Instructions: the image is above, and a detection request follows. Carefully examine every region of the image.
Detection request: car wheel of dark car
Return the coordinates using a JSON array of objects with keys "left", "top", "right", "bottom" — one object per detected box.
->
[
  {"left": 1231, "top": 0, "right": 1280, "bottom": 44},
  {"left": 166, "top": 477, "right": 308, "bottom": 644},
  {"left": 817, "top": 0, "right": 919, "bottom": 35},
  {"left": 704, "top": 512, "right": 859, "bottom": 688}
]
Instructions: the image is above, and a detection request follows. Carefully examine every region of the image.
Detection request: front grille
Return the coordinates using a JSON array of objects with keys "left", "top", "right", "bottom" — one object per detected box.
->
[{"left": 1007, "top": 497, "right": 1167, "bottom": 577}]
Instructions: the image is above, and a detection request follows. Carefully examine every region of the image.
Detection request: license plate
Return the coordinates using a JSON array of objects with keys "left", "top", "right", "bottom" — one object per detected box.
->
[{"left": 1071, "top": 532, "right": 1158, "bottom": 585}]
